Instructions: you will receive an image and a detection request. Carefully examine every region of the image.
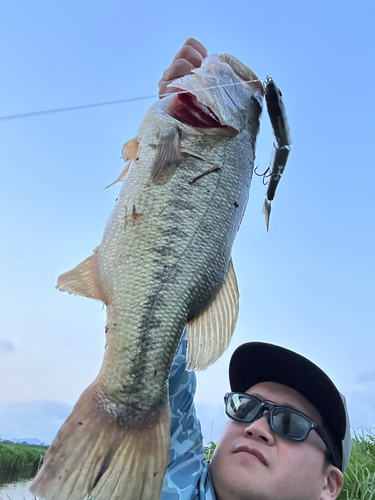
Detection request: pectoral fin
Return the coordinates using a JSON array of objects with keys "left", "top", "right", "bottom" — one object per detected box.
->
[
  {"left": 56, "top": 247, "right": 107, "bottom": 303},
  {"left": 149, "top": 127, "right": 181, "bottom": 185},
  {"left": 186, "top": 259, "right": 239, "bottom": 370}
]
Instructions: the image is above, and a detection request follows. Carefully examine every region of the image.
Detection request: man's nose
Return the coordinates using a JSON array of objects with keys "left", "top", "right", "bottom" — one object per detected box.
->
[{"left": 243, "top": 413, "right": 275, "bottom": 444}]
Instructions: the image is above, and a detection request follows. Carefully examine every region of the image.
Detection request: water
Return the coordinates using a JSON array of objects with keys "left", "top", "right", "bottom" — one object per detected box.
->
[{"left": 0, "top": 469, "right": 36, "bottom": 500}]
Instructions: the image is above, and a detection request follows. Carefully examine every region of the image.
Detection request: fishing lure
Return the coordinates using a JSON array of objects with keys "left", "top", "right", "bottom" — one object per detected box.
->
[{"left": 261, "top": 77, "right": 292, "bottom": 230}]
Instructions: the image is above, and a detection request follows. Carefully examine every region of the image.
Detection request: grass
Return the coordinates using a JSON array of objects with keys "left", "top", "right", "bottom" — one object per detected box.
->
[
  {"left": 0, "top": 442, "right": 47, "bottom": 472},
  {"left": 338, "top": 430, "right": 375, "bottom": 500},
  {"left": 205, "top": 430, "right": 375, "bottom": 500},
  {"left": 204, "top": 441, "right": 217, "bottom": 461},
  {"left": 1, "top": 431, "right": 374, "bottom": 498}
]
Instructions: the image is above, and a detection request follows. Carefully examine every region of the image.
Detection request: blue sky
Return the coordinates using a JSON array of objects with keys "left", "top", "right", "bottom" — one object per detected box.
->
[{"left": 0, "top": 0, "right": 374, "bottom": 444}]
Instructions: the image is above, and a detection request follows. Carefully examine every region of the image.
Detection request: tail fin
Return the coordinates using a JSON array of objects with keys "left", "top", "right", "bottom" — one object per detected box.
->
[{"left": 30, "top": 384, "right": 170, "bottom": 500}]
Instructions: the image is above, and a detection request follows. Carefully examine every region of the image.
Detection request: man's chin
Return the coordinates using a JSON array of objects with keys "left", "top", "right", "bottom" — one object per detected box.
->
[{"left": 210, "top": 454, "right": 270, "bottom": 499}]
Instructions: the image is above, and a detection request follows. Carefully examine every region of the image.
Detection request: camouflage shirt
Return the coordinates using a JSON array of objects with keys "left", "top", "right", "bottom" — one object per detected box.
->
[{"left": 161, "top": 331, "right": 217, "bottom": 500}]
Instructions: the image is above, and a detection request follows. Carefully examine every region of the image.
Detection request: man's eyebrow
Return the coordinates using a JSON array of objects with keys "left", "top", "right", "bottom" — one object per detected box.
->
[
  {"left": 249, "top": 392, "right": 266, "bottom": 400},
  {"left": 248, "top": 392, "right": 277, "bottom": 405},
  {"left": 248, "top": 392, "right": 305, "bottom": 414}
]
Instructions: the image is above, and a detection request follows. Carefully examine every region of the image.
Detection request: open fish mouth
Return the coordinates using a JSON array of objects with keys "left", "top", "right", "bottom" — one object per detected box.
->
[
  {"left": 172, "top": 90, "right": 225, "bottom": 128},
  {"left": 167, "top": 53, "right": 263, "bottom": 131}
]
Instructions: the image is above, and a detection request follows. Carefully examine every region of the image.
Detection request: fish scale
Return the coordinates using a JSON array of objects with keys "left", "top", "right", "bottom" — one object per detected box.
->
[
  {"left": 98, "top": 130, "right": 251, "bottom": 409},
  {"left": 30, "top": 53, "right": 264, "bottom": 500},
  {"left": 100, "top": 155, "right": 221, "bottom": 408}
]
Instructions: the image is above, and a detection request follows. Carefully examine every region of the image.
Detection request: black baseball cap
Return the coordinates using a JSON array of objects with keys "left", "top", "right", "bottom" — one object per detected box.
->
[{"left": 229, "top": 342, "right": 351, "bottom": 471}]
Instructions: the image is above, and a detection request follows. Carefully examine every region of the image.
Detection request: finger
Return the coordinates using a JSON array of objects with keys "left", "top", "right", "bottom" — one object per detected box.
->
[
  {"left": 158, "top": 78, "right": 181, "bottom": 98},
  {"left": 159, "top": 59, "right": 196, "bottom": 97},
  {"left": 159, "top": 38, "right": 208, "bottom": 99},
  {"left": 180, "top": 38, "right": 208, "bottom": 59},
  {"left": 162, "top": 59, "right": 195, "bottom": 82},
  {"left": 158, "top": 79, "right": 171, "bottom": 97},
  {"left": 172, "top": 39, "right": 208, "bottom": 66}
]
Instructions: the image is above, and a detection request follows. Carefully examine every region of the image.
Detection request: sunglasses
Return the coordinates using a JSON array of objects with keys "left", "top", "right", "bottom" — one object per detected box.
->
[{"left": 224, "top": 392, "right": 340, "bottom": 468}]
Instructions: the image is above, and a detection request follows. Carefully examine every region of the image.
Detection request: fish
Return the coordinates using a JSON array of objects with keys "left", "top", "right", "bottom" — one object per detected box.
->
[{"left": 30, "top": 53, "right": 264, "bottom": 500}]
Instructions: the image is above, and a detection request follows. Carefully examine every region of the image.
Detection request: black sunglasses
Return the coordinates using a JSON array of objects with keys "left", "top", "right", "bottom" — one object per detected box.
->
[{"left": 224, "top": 392, "right": 340, "bottom": 468}]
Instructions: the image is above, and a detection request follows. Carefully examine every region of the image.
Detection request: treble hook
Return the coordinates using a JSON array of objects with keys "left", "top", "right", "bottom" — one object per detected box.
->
[{"left": 254, "top": 166, "right": 271, "bottom": 185}]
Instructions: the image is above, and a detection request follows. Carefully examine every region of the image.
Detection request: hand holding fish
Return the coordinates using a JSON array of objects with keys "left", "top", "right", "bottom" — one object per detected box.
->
[{"left": 158, "top": 38, "right": 208, "bottom": 97}]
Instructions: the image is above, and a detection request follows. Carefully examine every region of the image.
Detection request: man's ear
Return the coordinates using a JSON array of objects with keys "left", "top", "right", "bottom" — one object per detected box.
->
[{"left": 321, "top": 466, "right": 344, "bottom": 500}]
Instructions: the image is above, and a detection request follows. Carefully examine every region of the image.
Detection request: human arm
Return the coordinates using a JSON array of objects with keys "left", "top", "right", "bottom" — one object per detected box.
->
[{"left": 161, "top": 330, "right": 206, "bottom": 499}]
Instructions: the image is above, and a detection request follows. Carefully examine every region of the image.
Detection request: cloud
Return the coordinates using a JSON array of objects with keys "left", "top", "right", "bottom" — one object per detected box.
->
[
  {"left": 0, "top": 400, "right": 72, "bottom": 444},
  {"left": 356, "top": 370, "right": 375, "bottom": 384},
  {"left": 345, "top": 382, "right": 375, "bottom": 434},
  {"left": 337, "top": 369, "right": 375, "bottom": 434},
  {"left": 0, "top": 339, "right": 15, "bottom": 354}
]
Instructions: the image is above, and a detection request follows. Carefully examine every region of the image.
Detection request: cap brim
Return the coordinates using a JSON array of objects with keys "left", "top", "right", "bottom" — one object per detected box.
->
[{"left": 229, "top": 342, "right": 347, "bottom": 467}]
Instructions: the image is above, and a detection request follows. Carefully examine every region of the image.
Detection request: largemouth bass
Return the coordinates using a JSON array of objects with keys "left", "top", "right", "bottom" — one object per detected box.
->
[{"left": 30, "top": 53, "right": 264, "bottom": 500}]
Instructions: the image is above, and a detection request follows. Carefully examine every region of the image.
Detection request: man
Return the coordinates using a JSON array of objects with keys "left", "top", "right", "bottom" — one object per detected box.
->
[{"left": 159, "top": 39, "right": 351, "bottom": 500}]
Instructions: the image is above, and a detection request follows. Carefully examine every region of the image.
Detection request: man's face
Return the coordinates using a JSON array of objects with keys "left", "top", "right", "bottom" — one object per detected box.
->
[{"left": 209, "top": 381, "right": 343, "bottom": 500}]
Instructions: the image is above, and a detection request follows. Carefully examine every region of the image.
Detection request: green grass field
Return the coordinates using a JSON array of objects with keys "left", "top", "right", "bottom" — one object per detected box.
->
[
  {"left": 338, "top": 431, "right": 375, "bottom": 500},
  {"left": 205, "top": 430, "right": 375, "bottom": 500},
  {"left": 0, "top": 441, "right": 47, "bottom": 472}
]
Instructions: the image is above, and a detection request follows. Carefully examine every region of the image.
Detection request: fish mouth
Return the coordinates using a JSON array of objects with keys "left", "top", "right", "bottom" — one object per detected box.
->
[
  {"left": 167, "top": 54, "right": 263, "bottom": 131},
  {"left": 171, "top": 90, "right": 225, "bottom": 128},
  {"left": 234, "top": 445, "right": 268, "bottom": 466}
]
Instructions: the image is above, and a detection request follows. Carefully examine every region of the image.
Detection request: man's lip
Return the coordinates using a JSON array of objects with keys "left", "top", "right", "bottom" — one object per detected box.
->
[{"left": 234, "top": 446, "right": 268, "bottom": 466}]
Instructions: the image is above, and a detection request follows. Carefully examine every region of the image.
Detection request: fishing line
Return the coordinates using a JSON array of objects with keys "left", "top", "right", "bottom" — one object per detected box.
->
[{"left": 0, "top": 78, "right": 266, "bottom": 122}]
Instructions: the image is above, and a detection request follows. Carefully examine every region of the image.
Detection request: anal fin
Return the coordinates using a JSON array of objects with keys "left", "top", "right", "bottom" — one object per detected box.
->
[
  {"left": 56, "top": 247, "right": 107, "bottom": 303},
  {"left": 186, "top": 259, "right": 239, "bottom": 370}
]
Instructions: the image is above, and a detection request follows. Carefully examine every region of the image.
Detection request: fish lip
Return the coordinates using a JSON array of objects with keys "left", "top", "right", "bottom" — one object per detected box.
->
[
  {"left": 219, "top": 53, "right": 265, "bottom": 96},
  {"left": 234, "top": 445, "right": 268, "bottom": 466}
]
